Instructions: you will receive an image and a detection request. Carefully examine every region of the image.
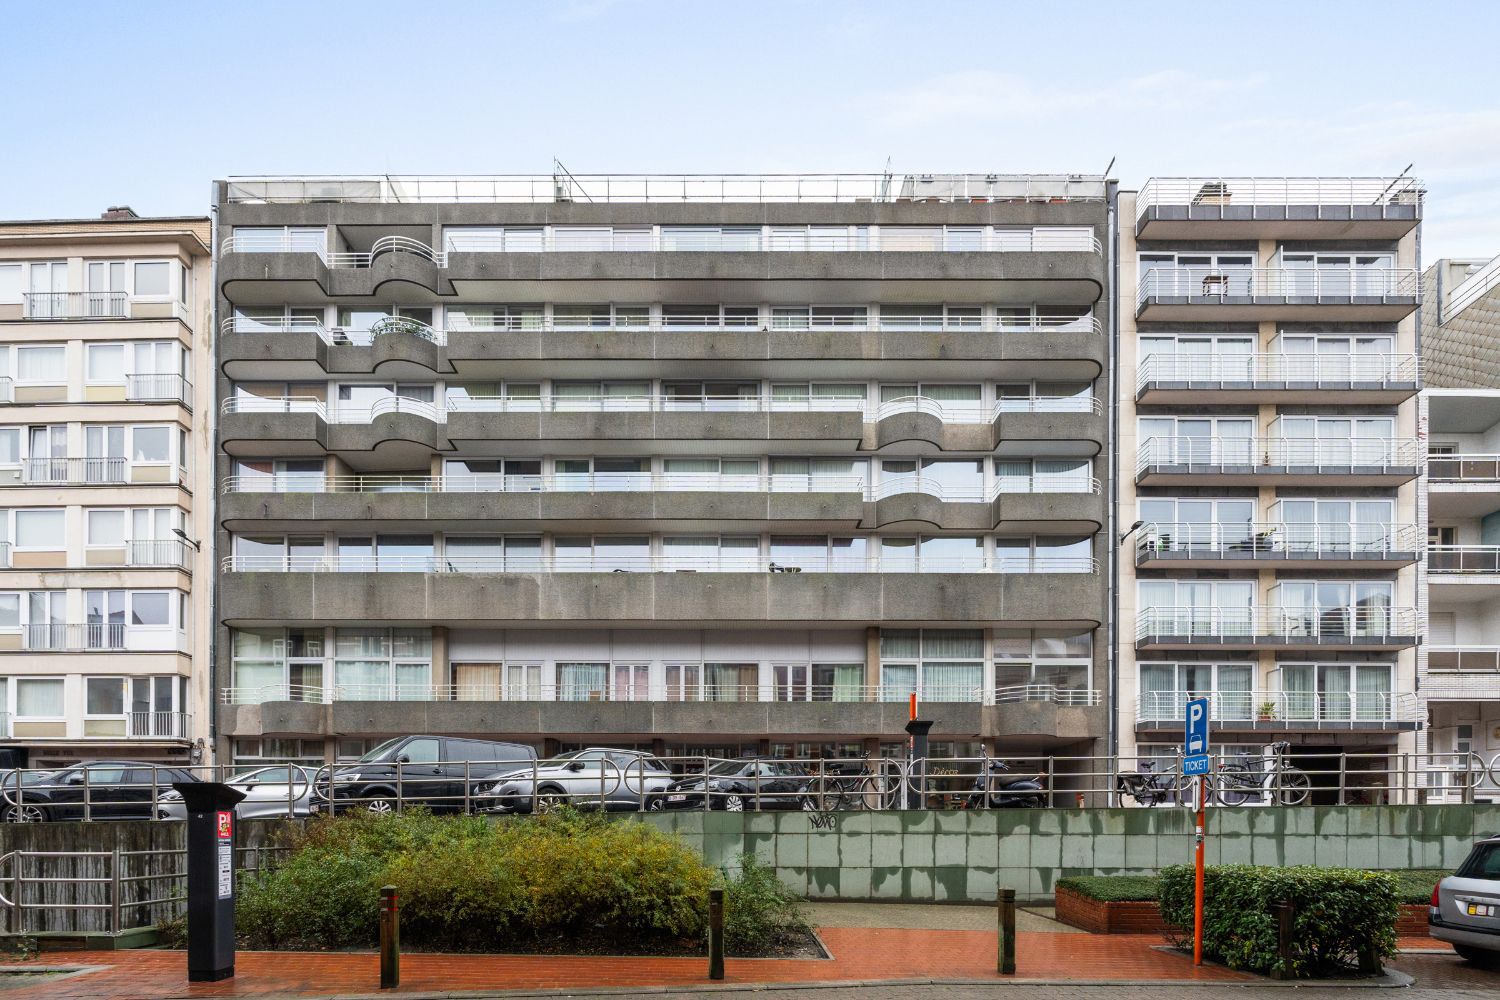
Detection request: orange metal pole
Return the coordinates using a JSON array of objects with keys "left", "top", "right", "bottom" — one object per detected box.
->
[
  {"left": 908, "top": 692, "right": 917, "bottom": 720},
  {"left": 1194, "top": 776, "right": 1205, "bottom": 966}
]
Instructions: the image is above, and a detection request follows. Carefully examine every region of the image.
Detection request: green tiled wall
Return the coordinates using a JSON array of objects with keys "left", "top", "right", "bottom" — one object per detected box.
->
[{"left": 632, "top": 804, "right": 1499, "bottom": 903}]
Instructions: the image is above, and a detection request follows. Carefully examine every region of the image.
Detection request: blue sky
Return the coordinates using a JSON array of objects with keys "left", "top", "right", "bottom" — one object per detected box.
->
[{"left": 1, "top": 0, "right": 1497, "bottom": 260}]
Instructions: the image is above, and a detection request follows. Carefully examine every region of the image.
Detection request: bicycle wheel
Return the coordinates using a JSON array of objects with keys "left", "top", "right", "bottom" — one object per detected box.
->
[
  {"left": 1213, "top": 771, "right": 1257, "bottom": 807},
  {"left": 1275, "top": 768, "right": 1311, "bottom": 806}
]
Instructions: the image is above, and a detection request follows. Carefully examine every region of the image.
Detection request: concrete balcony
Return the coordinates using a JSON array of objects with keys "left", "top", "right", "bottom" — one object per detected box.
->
[
  {"left": 1428, "top": 547, "right": 1500, "bottom": 596},
  {"left": 1134, "top": 353, "right": 1420, "bottom": 405},
  {"left": 219, "top": 473, "right": 1106, "bottom": 534},
  {"left": 1134, "top": 607, "right": 1419, "bottom": 652},
  {"left": 1134, "top": 522, "right": 1422, "bottom": 570},
  {"left": 1427, "top": 646, "right": 1500, "bottom": 674},
  {"left": 1134, "top": 437, "right": 1420, "bottom": 486},
  {"left": 217, "top": 566, "right": 1105, "bottom": 630},
  {"left": 1428, "top": 455, "right": 1500, "bottom": 518},
  {"left": 1136, "top": 267, "right": 1419, "bottom": 322},
  {"left": 1134, "top": 688, "right": 1422, "bottom": 733},
  {"left": 1135, "top": 176, "right": 1423, "bottom": 240}
]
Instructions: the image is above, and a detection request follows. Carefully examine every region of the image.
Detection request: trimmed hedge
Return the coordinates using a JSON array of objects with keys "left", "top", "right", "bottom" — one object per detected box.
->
[
  {"left": 1159, "top": 864, "right": 1398, "bottom": 978},
  {"left": 1389, "top": 869, "right": 1449, "bottom": 905},
  {"left": 236, "top": 810, "right": 808, "bottom": 955},
  {"left": 1054, "top": 875, "right": 1161, "bottom": 903}
]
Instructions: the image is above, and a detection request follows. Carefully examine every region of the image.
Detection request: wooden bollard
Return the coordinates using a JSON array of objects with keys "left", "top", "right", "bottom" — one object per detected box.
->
[
  {"left": 379, "top": 885, "right": 400, "bottom": 989},
  {"left": 997, "top": 887, "right": 1016, "bottom": 974},
  {"left": 1270, "top": 900, "right": 1293, "bottom": 980},
  {"left": 708, "top": 887, "right": 725, "bottom": 980}
]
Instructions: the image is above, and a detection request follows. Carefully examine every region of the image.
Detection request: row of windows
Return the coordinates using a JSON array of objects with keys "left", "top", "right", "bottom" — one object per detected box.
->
[
  {"left": 0, "top": 259, "right": 191, "bottom": 306},
  {"left": 0, "top": 341, "right": 189, "bottom": 384},
  {"left": 0, "top": 589, "right": 187, "bottom": 630},
  {"left": 0, "top": 507, "right": 179, "bottom": 551},
  {"left": 0, "top": 424, "right": 189, "bottom": 466},
  {"left": 0, "top": 674, "right": 183, "bottom": 721}
]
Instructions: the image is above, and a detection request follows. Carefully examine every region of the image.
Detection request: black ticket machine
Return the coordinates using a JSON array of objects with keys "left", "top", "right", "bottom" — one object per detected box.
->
[{"left": 172, "top": 782, "right": 247, "bottom": 982}]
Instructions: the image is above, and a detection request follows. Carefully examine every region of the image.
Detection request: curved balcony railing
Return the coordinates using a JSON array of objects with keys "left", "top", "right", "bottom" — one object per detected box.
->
[
  {"left": 1136, "top": 436, "right": 1421, "bottom": 475},
  {"left": 1135, "top": 606, "right": 1418, "bottom": 643},
  {"left": 1138, "top": 266, "right": 1419, "bottom": 301},
  {"left": 1428, "top": 454, "right": 1500, "bottom": 483},
  {"left": 1136, "top": 352, "right": 1420, "bottom": 386},
  {"left": 1137, "top": 522, "right": 1423, "bottom": 559},
  {"left": 222, "top": 553, "right": 1100, "bottom": 575},
  {"left": 1135, "top": 176, "right": 1424, "bottom": 220},
  {"left": 1428, "top": 545, "right": 1500, "bottom": 575},
  {"left": 1135, "top": 687, "right": 1419, "bottom": 725}
]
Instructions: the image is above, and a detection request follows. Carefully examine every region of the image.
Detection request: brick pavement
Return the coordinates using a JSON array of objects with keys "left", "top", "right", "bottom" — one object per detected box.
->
[{"left": 0, "top": 928, "right": 1250, "bottom": 999}]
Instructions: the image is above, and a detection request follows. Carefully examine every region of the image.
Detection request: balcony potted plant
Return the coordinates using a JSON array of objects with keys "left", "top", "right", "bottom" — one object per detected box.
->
[{"left": 1257, "top": 700, "right": 1278, "bottom": 722}]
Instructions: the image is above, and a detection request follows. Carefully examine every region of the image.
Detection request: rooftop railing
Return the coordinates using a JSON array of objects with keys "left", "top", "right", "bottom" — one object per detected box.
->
[
  {"left": 1136, "top": 176, "right": 1424, "bottom": 220},
  {"left": 1137, "top": 521, "right": 1423, "bottom": 560},
  {"left": 1136, "top": 352, "right": 1420, "bottom": 387},
  {"left": 1138, "top": 267, "right": 1419, "bottom": 301},
  {"left": 20, "top": 291, "right": 128, "bottom": 320},
  {"left": 1136, "top": 688, "right": 1419, "bottom": 726},
  {"left": 1135, "top": 606, "right": 1418, "bottom": 643},
  {"left": 222, "top": 552, "right": 1100, "bottom": 575},
  {"left": 225, "top": 173, "right": 1109, "bottom": 205},
  {"left": 1442, "top": 252, "right": 1500, "bottom": 322},
  {"left": 1136, "top": 436, "right": 1422, "bottom": 475},
  {"left": 1428, "top": 545, "right": 1500, "bottom": 575}
]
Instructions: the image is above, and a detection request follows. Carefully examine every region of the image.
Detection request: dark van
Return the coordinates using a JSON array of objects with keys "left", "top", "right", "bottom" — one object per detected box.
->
[{"left": 316, "top": 735, "right": 536, "bottom": 814}]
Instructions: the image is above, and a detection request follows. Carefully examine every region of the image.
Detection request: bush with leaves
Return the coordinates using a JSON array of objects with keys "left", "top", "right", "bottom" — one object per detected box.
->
[
  {"left": 718, "top": 855, "right": 812, "bottom": 951},
  {"left": 1158, "top": 864, "right": 1398, "bottom": 978}
]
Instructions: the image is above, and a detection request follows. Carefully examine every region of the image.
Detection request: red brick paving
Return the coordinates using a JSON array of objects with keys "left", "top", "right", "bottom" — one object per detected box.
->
[{"left": 0, "top": 929, "right": 1252, "bottom": 998}]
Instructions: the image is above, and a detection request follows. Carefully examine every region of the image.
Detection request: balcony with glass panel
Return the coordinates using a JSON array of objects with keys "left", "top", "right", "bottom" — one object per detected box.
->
[
  {"left": 1135, "top": 512, "right": 1421, "bottom": 570},
  {"left": 1134, "top": 601, "right": 1418, "bottom": 651},
  {"left": 1134, "top": 337, "right": 1419, "bottom": 405},
  {"left": 1136, "top": 260, "right": 1418, "bottom": 321},
  {"left": 1134, "top": 670, "right": 1419, "bottom": 732},
  {"left": 1135, "top": 177, "right": 1423, "bottom": 240},
  {"left": 1134, "top": 433, "right": 1420, "bottom": 486}
]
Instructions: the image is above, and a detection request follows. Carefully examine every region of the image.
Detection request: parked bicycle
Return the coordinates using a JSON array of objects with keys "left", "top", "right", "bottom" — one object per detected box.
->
[
  {"left": 1213, "top": 741, "right": 1311, "bottom": 806},
  {"left": 804, "top": 756, "right": 899, "bottom": 811},
  {"left": 1116, "top": 757, "right": 1182, "bottom": 807}
]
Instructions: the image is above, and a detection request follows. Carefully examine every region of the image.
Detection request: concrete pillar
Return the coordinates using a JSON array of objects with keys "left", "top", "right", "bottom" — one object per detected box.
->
[{"left": 865, "top": 626, "right": 880, "bottom": 692}]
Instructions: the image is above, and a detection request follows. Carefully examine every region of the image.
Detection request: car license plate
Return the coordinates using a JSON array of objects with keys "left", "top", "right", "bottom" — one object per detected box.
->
[
  {"left": 667, "top": 795, "right": 687, "bottom": 802},
  {"left": 1467, "top": 902, "right": 1497, "bottom": 917}
]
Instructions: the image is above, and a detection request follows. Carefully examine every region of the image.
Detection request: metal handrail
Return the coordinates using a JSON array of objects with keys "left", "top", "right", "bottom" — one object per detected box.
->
[
  {"left": 1444, "top": 252, "right": 1500, "bottom": 322},
  {"left": 10, "top": 623, "right": 188, "bottom": 653},
  {"left": 20, "top": 291, "right": 129, "bottom": 320},
  {"left": 1427, "top": 646, "right": 1500, "bottom": 673},
  {"left": 1135, "top": 176, "right": 1424, "bottom": 219},
  {"left": 225, "top": 173, "right": 1110, "bottom": 205},
  {"left": 1135, "top": 688, "right": 1420, "bottom": 726},
  {"left": 2, "top": 456, "right": 184, "bottom": 486},
  {"left": 1428, "top": 545, "right": 1500, "bottom": 574},
  {"left": 1134, "top": 605, "right": 1419, "bottom": 642},
  {"left": 221, "top": 553, "right": 1101, "bottom": 575},
  {"left": 1138, "top": 266, "right": 1420, "bottom": 301},
  {"left": 1137, "top": 521, "right": 1424, "bottom": 558},
  {"left": 1136, "top": 436, "right": 1422, "bottom": 474},
  {"left": 1136, "top": 352, "right": 1421, "bottom": 386},
  {"left": 1429, "top": 453, "right": 1500, "bottom": 482},
  {"left": 124, "top": 373, "right": 194, "bottom": 406}
]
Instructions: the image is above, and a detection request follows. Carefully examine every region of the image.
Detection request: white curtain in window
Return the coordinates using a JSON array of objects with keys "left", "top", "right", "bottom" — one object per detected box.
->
[
  {"left": 16, "top": 679, "right": 64, "bottom": 717},
  {"left": 559, "top": 662, "right": 607, "bottom": 701},
  {"left": 921, "top": 662, "right": 980, "bottom": 701},
  {"left": 880, "top": 664, "right": 917, "bottom": 701},
  {"left": 1355, "top": 666, "right": 1392, "bottom": 721}
]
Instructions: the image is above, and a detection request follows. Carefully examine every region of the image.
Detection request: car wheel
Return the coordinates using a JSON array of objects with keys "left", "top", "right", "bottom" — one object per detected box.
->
[
  {"left": 800, "top": 795, "right": 820, "bottom": 811},
  {"left": 4, "top": 804, "right": 45, "bottom": 823},
  {"left": 646, "top": 796, "right": 665, "bottom": 812},
  {"left": 722, "top": 793, "right": 745, "bottom": 812},
  {"left": 537, "top": 787, "right": 568, "bottom": 812},
  {"left": 1454, "top": 944, "right": 1499, "bottom": 967},
  {"left": 364, "top": 797, "right": 396, "bottom": 816}
]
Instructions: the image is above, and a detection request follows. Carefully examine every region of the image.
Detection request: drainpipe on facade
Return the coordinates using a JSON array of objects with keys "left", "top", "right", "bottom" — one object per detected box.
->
[
  {"left": 1106, "top": 179, "right": 1121, "bottom": 770},
  {"left": 206, "top": 188, "right": 220, "bottom": 766}
]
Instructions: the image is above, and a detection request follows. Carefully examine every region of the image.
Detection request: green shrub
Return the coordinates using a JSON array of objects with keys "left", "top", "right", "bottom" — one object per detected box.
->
[
  {"left": 718, "top": 855, "right": 811, "bottom": 952},
  {"left": 235, "top": 810, "right": 801, "bottom": 955},
  {"left": 1056, "top": 875, "right": 1160, "bottom": 902},
  {"left": 1159, "top": 864, "right": 1398, "bottom": 978}
]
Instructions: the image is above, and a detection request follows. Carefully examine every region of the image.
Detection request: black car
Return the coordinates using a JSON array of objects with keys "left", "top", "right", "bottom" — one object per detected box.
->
[
  {"left": 317, "top": 735, "right": 537, "bottom": 814},
  {"left": 4, "top": 760, "right": 198, "bottom": 822},
  {"left": 662, "top": 759, "right": 814, "bottom": 811}
]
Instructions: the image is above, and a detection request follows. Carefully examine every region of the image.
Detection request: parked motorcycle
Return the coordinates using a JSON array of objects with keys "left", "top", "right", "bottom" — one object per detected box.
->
[{"left": 967, "top": 759, "right": 1046, "bottom": 808}]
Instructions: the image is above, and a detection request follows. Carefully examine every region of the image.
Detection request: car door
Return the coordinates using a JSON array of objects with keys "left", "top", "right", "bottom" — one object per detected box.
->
[
  {"left": 765, "top": 762, "right": 803, "bottom": 808},
  {"left": 608, "top": 753, "right": 652, "bottom": 806},
  {"left": 82, "top": 765, "right": 131, "bottom": 819},
  {"left": 394, "top": 738, "right": 444, "bottom": 806},
  {"left": 235, "top": 766, "right": 295, "bottom": 819},
  {"left": 561, "top": 750, "right": 611, "bottom": 801}
]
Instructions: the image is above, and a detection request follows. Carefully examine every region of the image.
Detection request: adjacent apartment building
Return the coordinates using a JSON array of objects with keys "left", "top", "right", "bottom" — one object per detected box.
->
[
  {"left": 0, "top": 209, "right": 214, "bottom": 770},
  {"left": 212, "top": 173, "right": 1112, "bottom": 769},
  {"left": 1117, "top": 176, "right": 1427, "bottom": 795},
  {"left": 1421, "top": 252, "right": 1500, "bottom": 800}
]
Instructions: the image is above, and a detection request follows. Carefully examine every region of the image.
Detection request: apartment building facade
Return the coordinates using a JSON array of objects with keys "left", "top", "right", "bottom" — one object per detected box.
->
[
  {"left": 211, "top": 173, "right": 1113, "bottom": 768},
  {"left": 1117, "top": 177, "right": 1427, "bottom": 794},
  {"left": 1421, "top": 253, "right": 1500, "bottom": 799},
  {"left": 0, "top": 210, "right": 214, "bottom": 769}
]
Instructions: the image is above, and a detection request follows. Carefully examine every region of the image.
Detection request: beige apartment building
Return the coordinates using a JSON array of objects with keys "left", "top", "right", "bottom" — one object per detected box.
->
[
  {"left": 1116, "top": 177, "right": 1426, "bottom": 798},
  {"left": 0, "top": 209, "right": 214, "bottom": 772}
]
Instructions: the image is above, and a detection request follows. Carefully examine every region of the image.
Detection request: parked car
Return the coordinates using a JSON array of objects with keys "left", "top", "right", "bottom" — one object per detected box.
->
[
  {"left": 315, "top": 736, "right": 537, "bottom": 814},
  {"left": 1, "top": 769, "right": 61, "bottom": 823},
  {"left": 662, "top": 759, "right": 814, "bottom": 811},
  {"left": 157, "top": 765, "right": 315, "bottom": 821},
  {"left": 1430, "top": 833, "right": 1500, "bottom": 965},
  {"left": 476, "top": 748, "right": 673, "bottom": 813},
  {"left": 3, "top": 761, "right": 198, "bottom": 822}
]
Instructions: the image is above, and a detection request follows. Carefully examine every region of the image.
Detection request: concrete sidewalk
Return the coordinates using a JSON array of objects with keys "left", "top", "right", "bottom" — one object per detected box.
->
[{"left": 804, "top": 901, "right": 1083, "bottom": 932}]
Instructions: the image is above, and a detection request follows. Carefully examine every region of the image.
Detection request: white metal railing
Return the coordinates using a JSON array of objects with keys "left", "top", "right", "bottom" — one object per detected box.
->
[
  {"left": 1428, "top": 647, "right": 1500, "bottom": 673},
  {"left": 1428, "top": 545, "right": 1500, "bottom": 575},
  {"left": 1429, "top": 453, "right": 1500, "bottom": 482},
  {"left": 1135, "top": 688, "right": 1418, "bottom": 726},
  {"left": 221, "top": 471, "right": 1102, "bottom": 500},
  {"left": 12, "top": 457, "right": 127, "bottom": 485},
  {"left": 1137, "top": 522, "right": 1423, "bottom": 560},
  {"left": 1135, "top": 606, "right": 1419, "bottom": 643},
  {"left": 1135, "top": 176, "right": 1424, "bottom": 219},
  {"left": 993, "top": 684, "right": 1101, "bottom": 706},
  {"left": 20, "top": 291, "right": 128, "bottom": 320},
  {"left": 1136, "top": 352, "right": 1420, "bottom": 387},
  {"left": 124, "top": 373, "right": 193, "bottom": 407},
  {"left": 1443, "top": 253, "right": 1500, "bottom": 322},
  {"left": 126, "top": 711, "right": 191, "bottom": 738},
  {"left": 1138, "top": 267, "right": 1419, "bottom": 301},
  {"left": 218, "top": 232, "right": 327, "bottom": 255},
  {"left": 225, "top": 173, "right": 1110, "bottom": 205},
  {"left": 14, "top": 623, "right": 140, "bottom": 652},
  {"left": 222, "top": 552, "right": 1100, "bottom": 575},
  {"left": 222, "top": 393, "right": 1098, "bottom": 424},
  {"left": 125, "top": 538, "right": 191, "bottom": 568},
  {"left": 1136, "top": 436, "right": 1421, "bottom": 475}
]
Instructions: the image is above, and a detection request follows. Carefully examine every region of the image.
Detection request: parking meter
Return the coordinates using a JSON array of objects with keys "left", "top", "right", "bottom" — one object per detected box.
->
[
  {"left": 905, "top": 719, "right": 933, "bottom": 809},
  {"left": 173, "top": 782, "right": 247, "bottom": 981}
]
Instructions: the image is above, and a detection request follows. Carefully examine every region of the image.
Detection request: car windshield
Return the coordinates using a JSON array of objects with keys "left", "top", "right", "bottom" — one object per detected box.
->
[
  {"left": 707, "top": 760, "right": 751, "bottom": 776},
  {"left": 356, "top": 738, "right": 408, "bottom": 763},
  {"left": 542, "top": 751, "right": 586, "bottom": 766},
  {"left": 1458, "top": 843, "right": 1500, "bottom": 879}
]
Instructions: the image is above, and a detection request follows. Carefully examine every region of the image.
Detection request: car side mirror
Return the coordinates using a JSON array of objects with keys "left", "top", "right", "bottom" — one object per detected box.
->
[
  {"left": 395, "top": 753, "right": 411, "bottom": 764},
  {"left": 566, "top": 761, "right": 586, "bottom": 772},
  {"left": 65, "top": 774, "right": 84, "bottom": 785}
]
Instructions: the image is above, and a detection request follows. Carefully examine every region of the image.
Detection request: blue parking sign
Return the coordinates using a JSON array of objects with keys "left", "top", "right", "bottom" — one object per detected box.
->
[
  {"left": 1184, "top": 697, "right": 1209, "bottom": 756},
  {"left": 1183, "top": 754, "right": 1211, "bottom": 776}
]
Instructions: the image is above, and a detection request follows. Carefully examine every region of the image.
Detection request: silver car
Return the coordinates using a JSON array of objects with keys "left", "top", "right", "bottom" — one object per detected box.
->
[
  {"left": 1430, "top": 834, "right": 1500, "bottom": 965},
  {"left": 157, "top": 765, "right": 315, "bottom": 820},
  {"left": 477, "top": 749, "right": 672, "bottom": 813}
]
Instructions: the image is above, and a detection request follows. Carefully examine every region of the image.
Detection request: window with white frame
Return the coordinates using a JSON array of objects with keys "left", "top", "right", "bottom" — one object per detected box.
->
[
  {"left": 1276, "top": 661, "right": 1393, "bottom": 721},
  {"left": 333, "top": 628, "right": 431, "bottom": 700},
  {"left": 880, "top": 629, "right": 984, "bottom": 702},
  {"left": 1138, "top": 579, "right": 1257, "bottom": 636},
  {"left": 1138, "top": 415, "right": 1256, "bottom": 465},
  {"left": 1137, "top": 661, "right": 1254, "bottom": 722},
  {"left": 84, "top": 341, "right": 184, "bottom": 385},
  {"left": 14, "top": 345, "right": 66, "bottom": 385},
  {"left": 993, "top": 458, "right": 1094, "bottom": 494},
  {"left": 993, "top": 629, "right": 1093, "bottom": 696},
  {"left": 0, "top": 263, "right": 20, "bottom": 303},
  {"left": 14, "top": 678, "right": 64, "bottom": 720},
  {"left": 231, "top": 226, "right": 327, "bottom": 254},
  {"left": 13, "top": 509, "right": 64, "bottom": 551}
]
